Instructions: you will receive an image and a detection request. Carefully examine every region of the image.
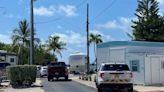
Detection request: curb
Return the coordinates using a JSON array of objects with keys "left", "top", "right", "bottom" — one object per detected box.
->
[{"left": 71, "top": 78, "right": 96, "bottom": 89}]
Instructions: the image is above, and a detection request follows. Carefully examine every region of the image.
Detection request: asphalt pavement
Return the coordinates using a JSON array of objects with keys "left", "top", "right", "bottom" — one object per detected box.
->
[{"left": 40, "top": 78, "right": 97, "bottom": 92}]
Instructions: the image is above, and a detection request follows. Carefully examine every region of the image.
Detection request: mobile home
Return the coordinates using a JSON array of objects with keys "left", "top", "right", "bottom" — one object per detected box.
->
[
  {"left": 69, "top": 52, "right": 86, "bottom": 74},
  {"left": 0, "top": 50, "right": 17, "bottom": 65},
  {"left": 97, "top": 41, "right": 164, "bottom": 85}
]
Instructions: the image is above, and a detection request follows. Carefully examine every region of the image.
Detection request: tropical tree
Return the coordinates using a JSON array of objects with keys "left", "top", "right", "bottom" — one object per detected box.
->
[
  {"left": 34, "top": 44, "right": 55, "bottom": 65},
  {"left": 11, "top": 20, "right": 31, "bottom": 64},
  {"left": 89, "top": 33, "right": 103, "bottom": 70},
  {"left": 132, "top": 0, "right": 164, "bottom": 41},
  {"left": 47, "top": 35, "right": 66, "bottom": 61},
  {"left": 0, "top": 42, "right": 11, "bottom": 52}
]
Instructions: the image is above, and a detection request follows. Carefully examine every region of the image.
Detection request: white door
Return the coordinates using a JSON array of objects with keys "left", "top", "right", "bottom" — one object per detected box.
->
[{"left": 151, "top": 57, "right": 160, "bottom": 84}]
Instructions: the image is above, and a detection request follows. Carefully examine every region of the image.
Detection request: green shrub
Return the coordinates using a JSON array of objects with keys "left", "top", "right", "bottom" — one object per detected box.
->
[{"left": 7, "top": 65, "right": 37, "bottom": 88}]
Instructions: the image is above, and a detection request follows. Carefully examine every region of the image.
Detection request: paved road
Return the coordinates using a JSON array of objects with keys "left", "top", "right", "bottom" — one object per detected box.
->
[{"left": 40, "top": 78, "right": 97, "bottom": 92}]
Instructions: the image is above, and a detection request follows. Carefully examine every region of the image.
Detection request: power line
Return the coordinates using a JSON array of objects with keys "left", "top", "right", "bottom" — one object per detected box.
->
[{"left": 91, "top": 0, "right": 117, "bottom": 23}]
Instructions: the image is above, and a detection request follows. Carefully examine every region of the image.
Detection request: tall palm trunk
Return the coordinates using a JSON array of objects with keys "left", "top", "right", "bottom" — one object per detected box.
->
[{"left": 94, "top": 43, "right": 98, "bottom": 70}]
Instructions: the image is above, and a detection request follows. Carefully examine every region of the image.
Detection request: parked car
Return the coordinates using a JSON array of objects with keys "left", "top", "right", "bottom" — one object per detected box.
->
[
  {"left": 96, "top": 63, "right": 133, "bottom": 92},
  {"left": 47, "top": 62, "right": 68, "bottom": 81},
  {"left": 40, "top": 66, "right": 47, "bottom": 77}
]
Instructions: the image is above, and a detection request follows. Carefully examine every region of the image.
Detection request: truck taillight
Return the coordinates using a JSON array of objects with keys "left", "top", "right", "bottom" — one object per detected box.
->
[
  {"left": 99, "top": 73, "right": 104, "bottom": 78},
  {"left": 130, "top": 73, "right": 133, "bottom": 78}
]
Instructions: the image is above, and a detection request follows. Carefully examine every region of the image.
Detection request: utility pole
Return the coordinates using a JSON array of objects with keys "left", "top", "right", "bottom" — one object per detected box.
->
[
  {"left": 30, "top": 0, "right": 34, "bottom": 65},
  {"left": 86, "top": 3, "right": 90, "bottom": 74}
]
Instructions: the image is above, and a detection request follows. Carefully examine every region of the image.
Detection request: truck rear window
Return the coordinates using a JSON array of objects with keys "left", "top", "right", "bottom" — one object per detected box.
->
[
  {"left": 49, "top": 62, "right": 66, "bottom": 67},
  {"left": 101, "top": 64, "right": 129, "bottom": 71}
]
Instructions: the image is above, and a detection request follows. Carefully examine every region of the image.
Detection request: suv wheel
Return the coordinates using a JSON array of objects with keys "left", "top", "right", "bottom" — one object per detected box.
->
[
  {"left": 98, "top": 88, "right": 103, "bottom": 92},
  {"left": 128, "top": 87, "right": 133, "bottom": 92}
]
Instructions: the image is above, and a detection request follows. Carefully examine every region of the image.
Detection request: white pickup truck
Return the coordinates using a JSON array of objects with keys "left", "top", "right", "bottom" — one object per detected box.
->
[{"left": 95, "top": 63, "right": 133, "bottom": 92}]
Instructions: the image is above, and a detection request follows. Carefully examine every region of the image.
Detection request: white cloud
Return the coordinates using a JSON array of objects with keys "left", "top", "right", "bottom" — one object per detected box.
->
[
  {"left": 0, "top": 34, "right": 11, "bottom": 44},
  {"left": 33, "top": 5, "right": 77, "bottom": 17},
  {"left": 52, "top": 31, "right": 86, "bottom": 47},
  {"left": 58, "top": 5, "right": 77, "bottom": 16},
  {"left": 34, "top": 6, "right": 55, "bottom": 16},
  {"left": 97, "top": 20, "right": 117, "bottom": 29},
  {"left": 97, "top": 17, "right": 136, "bottom": 33}
]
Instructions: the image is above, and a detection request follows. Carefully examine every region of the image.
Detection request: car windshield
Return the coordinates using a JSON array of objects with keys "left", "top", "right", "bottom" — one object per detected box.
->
[
  {"left": 49, "top": 62, "right": 66, "bottom": 67},
  {"left": 101, "top": 64, "right": 130, "bottom": 71}
]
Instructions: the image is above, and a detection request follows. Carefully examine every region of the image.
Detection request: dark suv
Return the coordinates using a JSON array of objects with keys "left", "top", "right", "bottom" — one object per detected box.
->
[{"left": 47, "top": 62, "right": 68, "bottom": 81}]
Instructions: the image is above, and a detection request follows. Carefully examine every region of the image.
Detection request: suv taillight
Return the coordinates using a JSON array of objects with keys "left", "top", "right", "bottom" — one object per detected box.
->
[
  {"left": 130, "top": 73, "right": 133, "bottom": 78},
  {"left": 99, "top": 73, "right": 104, "bottom": 78}
]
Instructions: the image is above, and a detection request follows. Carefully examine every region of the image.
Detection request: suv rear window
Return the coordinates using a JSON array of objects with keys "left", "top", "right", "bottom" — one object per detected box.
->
[
  {"left": 49, "top": 62, "right": 66, "bottom": 67},
  {"left": 101, "top": 64, "right": 129, "bottom": 71}
]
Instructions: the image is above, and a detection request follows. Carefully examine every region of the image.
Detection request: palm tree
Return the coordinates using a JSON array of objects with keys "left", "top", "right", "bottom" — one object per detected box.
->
[
  {"left": 47, "top": 35, "right": 66, "bottom": 61},
  {"left": 89, "top": 33, "right": 103, "bottom": 70},
  {"left": 11, "top": 20, "right": 30, "bottom": 64}
]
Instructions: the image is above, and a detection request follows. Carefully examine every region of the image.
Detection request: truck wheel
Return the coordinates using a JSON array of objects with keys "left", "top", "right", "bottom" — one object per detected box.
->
[
  {"left": 98, "top": 88, "right": 103, "bottom": 92},
  {"left": 48, "top": 76, "right": 52, "bottom": 81},
  {"left": 65, "top": 76, "right": 68, "bottom": 80},
  {"left": 40, "top": 74, "right": 43, "bottom": 78},
  {"left": 56, "top": 77, "right": 59, "bottom": 80},
  {"left": 128, "top": 87, "right": 133, "bottom": 92}
]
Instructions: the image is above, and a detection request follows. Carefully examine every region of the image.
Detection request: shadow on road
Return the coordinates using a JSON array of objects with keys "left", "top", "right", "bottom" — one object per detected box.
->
[
  {"left": 51, "top": 79, "right": 72, "bottom": 82},
  {"left": 103, "top": 89, "right": 138, "bottom": 92}
]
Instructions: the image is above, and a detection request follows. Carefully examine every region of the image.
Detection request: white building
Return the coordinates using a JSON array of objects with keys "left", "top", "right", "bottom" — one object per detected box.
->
[
  {"left": 0, "top": 50, "right": 17, "bottom": 65},
  {"left": 69, "top": 52, "right": 86, "bottom": 74},
  {"left": 97, "top": 41, "right": 164, "bottom": 85}
]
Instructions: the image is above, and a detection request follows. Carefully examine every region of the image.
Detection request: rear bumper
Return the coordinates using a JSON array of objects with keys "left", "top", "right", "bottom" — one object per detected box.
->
[
  {"left": 48, "top": 73, "right": 68, "bottom": 78},
  {"left": 97, "top": 83, "right": 133, "bottom": 89}
]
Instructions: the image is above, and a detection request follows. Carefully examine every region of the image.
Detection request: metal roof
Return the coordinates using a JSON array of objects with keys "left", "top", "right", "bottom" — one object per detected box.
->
[{"left": 97, "top": 41, "right": 164, "bottom": 48}]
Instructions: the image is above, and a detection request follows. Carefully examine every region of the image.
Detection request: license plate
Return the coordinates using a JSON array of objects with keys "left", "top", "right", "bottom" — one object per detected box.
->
[
  {"left": 55, "top": 72, "right": 59, "bottom": 75},
  {"left": 113, "top": 74, "right": 119, "bottom": 78}
]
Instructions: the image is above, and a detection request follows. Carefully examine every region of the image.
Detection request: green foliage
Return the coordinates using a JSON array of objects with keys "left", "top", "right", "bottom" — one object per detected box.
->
[
  {"left": 132, "top": 0, "right": 164, "bottom": 41},
  {"left": 34, "top": 44, "right": 55, "bottom": 65},
  {"left": 11, "top": 20, "right": 31, "bottom": 64},
  {"left": 47, "top": 35, "right": 66, "bottom": 60},
  {"left": 89, "top": 33, "right": 103, "bottom": 57},
  {"left": 7, "top": 65, "right": 37, "bottom": 88},
  {"left": 0, "top": 42, "right": 12, "bottom": 52}
]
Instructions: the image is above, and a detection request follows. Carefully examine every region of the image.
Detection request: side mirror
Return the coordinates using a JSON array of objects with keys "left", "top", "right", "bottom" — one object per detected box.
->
[{"left": 67, "top": 65, "right": 70, "bottom": 67}]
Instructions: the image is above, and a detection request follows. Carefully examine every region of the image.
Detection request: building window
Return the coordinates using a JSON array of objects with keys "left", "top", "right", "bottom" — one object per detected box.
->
[
  {"left": 130, "top": 60, "right": 140, "bottom": 72},
  {"left": 10, "top": 58, "right": 14, "bottom": 63},
  {"left": 161, "top": 62, "right": 164, "bottom": 69}
]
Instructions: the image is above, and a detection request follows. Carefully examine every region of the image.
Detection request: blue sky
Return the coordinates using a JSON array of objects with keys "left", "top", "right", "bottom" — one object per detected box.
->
[{"left": 0, "top": 0, "right": 164, "bottom": 64}]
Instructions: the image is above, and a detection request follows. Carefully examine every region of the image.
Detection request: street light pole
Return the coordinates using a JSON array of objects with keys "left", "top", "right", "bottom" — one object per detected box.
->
[
  {"left": 86, "top": 3, "right": 90, "bottom": 74},
  {"left": 30, "top": 0, "right": 34, "bottom": 65}
]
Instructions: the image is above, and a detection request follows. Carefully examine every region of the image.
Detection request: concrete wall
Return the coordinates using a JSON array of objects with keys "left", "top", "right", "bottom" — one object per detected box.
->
[
  {"left": 97, "top": 48, "right": 110, "bottom": 68},
  {"left": 109, "top": 47, "right": 126, "bottom": 63},
  {"left": 126, "top": 53, "right": 145, "bottom": 84},
  {"left": 145, "top": 55, "right": 164, "bottom": 85},
  {"left": 6, "top": 55, "right": 17, "bottom": 65}
]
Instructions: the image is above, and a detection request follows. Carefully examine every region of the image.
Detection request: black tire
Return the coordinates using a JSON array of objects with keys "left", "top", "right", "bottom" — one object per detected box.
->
[
  {"left": 128, "top": 87, "right": 133, "bottom": 92},
  {"left": 48, "top": 76, "right": 52, "bottom": 81},
  {"left": 40, "top": 74, "right": 43, "bottom": 78},
  {"left": 98, "top": 88, "right": 103, "bottom": 92},
  {"left": 65, "top": 76, "right": 68, "bottom": 80}
]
